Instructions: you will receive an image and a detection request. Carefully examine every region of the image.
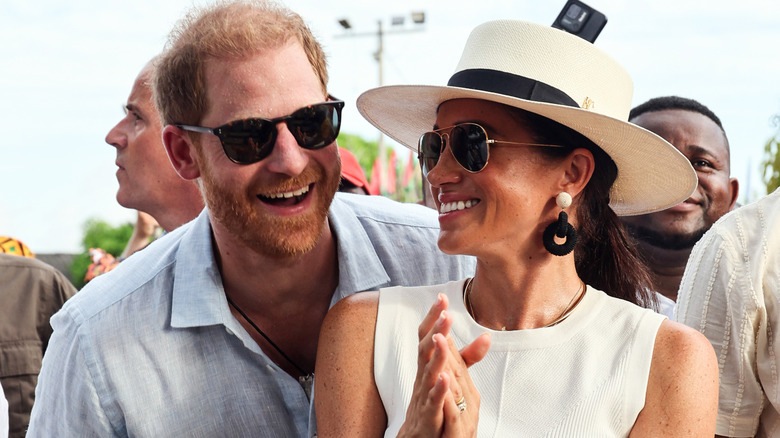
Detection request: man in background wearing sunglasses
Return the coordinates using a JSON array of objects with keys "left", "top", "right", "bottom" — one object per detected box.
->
[{"left": 28, "top": 1, "right": 474, "bottom": 437}]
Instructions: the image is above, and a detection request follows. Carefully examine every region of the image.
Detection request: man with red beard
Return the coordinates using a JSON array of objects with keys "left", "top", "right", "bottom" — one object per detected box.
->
[
  {"left": 27, "top": 2, "right": 474, "bottom": 437},
  {"left": 620, "top": 96, "right": 738, "bottom": 316}
]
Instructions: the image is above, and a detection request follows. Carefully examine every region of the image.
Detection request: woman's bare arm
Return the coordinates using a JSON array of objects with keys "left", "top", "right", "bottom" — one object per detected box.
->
[
  {"left": 630, "top": 319, "right": 718, "bottom": 437},
  {"left": 315, "top": 291, "right": 490, "bottom": 438},
  {"left": 315, "top": 292, "right": 387, "bottom": 437}
]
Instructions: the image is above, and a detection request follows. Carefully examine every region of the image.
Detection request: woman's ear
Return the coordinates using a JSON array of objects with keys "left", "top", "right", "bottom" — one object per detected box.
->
[
  {"left": 559, "top": 148, "right": 594, "bottom": 198},
  {"left": 162, "top": 125, "right": 201, "bottom": 180}
]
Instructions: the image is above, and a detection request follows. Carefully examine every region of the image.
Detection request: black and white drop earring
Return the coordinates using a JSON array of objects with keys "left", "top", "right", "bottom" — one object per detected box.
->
[{"left": 543, "top": 192, "right": 577, "bottom": 256}]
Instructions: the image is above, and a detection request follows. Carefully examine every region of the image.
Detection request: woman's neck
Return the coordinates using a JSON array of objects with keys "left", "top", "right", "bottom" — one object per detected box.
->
[{"left": 466, "top": 255, "right": 584, "bottom": 330}]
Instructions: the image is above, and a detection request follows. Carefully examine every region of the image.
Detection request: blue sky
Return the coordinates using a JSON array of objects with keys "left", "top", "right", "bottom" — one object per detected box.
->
[{"left": 1, "top": 0, "right": 779, "bottom": 253}]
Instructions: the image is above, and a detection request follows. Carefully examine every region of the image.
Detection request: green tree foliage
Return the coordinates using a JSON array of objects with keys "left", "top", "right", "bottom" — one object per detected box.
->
[
  {"left": 390, "top": 152, "right": 424, "bottom": 204},
  {"left": 337, "top": 132, "right": 423, "bottom": 203},
  {"left": 762, "top": 114, "right": 780, "bottom": 194},
  {"left": 337, "top": 132, "right": 379, "bottom": 174},
  {"left": 70, "top": 219, "right": 133, "bottom": 289}
]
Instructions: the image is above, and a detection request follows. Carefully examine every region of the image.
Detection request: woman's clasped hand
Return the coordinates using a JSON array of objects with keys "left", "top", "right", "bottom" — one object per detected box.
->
[{"left": 397, "top": 293, "right": 490, "bottom": 438}]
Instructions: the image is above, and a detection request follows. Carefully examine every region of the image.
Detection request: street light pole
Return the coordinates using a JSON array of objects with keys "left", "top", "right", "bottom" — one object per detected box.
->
[
  {"left": 374, "top": 19, "right": 387, "bottom": 193},
  {"left": 337, "top": 12, "right": 425, "bottom": 195}
]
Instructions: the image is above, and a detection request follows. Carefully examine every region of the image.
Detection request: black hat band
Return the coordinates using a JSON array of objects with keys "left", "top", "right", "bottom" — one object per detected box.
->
[{"left": 447, "top": 68, "right": 578, "bottom": 108}]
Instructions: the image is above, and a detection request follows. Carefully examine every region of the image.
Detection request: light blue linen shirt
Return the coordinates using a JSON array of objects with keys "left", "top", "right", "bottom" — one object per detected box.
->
[{"left": 28, "top": 193, "right": 475, "bottom": 438}]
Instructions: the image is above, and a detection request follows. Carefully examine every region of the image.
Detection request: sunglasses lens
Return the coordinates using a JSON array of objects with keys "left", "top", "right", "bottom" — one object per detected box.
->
[
  {"left": 418, "top": 132, "right": 443, "bottom": 175},
  {"left": 450, "top": 124, "right": 488, "bottom": 172},
  {"left": 287, "top": 103, "right": 341, "bottom": 149},
  {"left": 216, "top": 102, "right": 342, "bottom": 164},
  {"left": 219, "top": 120, "right": 276, "bottom": 164}
]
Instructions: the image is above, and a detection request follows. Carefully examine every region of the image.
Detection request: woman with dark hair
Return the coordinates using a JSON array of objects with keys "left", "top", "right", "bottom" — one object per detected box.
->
[{"left": 315, "top": 20, "right": 717, "bottom": 437}]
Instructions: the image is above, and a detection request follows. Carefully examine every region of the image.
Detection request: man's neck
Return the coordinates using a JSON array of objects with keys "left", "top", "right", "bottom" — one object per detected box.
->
[
  {"left": 635, "top": 240, "right": 693, "bottom": 302},
  {"left": 211, "top": 219, "right": 339, "bottom": 377},
  {"left": 215, "top": 219, "right": 338, "bottom": 308},
  {"left": 154, "top": 197, "right": 204, "bottom": 232}
]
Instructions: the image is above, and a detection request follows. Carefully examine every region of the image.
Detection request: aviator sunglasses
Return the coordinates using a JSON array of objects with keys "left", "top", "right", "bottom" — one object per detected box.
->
[
  {"left": 418, "top": 122, "right": 566, "bottom": 176},
  {"left": 176, "top": 99, "right": 345, "bottom": 164}
]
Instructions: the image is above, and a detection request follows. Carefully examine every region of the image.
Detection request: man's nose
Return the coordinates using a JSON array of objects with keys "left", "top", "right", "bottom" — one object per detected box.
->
[{"left": 261, "top": 122, "right": 309, "bottom": 176}]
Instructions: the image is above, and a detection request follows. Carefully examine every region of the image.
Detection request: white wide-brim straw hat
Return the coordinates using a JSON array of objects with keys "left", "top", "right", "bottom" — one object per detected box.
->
[{"left": 357, "top": 20, "right": 697, "bottom": 216}]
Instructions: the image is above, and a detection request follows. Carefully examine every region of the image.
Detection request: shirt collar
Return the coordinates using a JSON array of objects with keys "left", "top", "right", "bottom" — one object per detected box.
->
[
  {"left": 328, "top": 194, "right": 391, "bottom": 303},
  {"left": 170, "top": 209, "right": 237, "bottom": 330},
  {"left": 170, "top": 196, "right": 394, "bottom": 328}
]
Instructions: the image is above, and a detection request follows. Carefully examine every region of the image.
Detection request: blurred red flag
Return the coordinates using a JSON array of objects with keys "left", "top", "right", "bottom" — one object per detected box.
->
[
  {"left": 402, "top": 150, "right": 415, "bottom": 186},
  {"left": 369, "top": 157, "right": 381, "bottom": 195},
  {"left": 386, "top": 150, "right": 397, "bottom": 194}
]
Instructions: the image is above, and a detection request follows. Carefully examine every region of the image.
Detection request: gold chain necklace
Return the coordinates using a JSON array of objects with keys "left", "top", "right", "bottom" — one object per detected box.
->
[{"left": 463, "top": 278, "right": 586, "bottom": 329}]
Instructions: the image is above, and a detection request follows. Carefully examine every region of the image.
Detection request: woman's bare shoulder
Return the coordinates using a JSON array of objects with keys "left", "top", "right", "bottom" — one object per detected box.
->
[
  {"left": 324, "top": 291, "right": 380, "bottom": 328},
  {"left": 631, "top": 319, "right": 718, "bottom": 436},
  {"left": 318, "top": 291, "right": 382, "bottom": 360},
  {"left": 654, "top": 319, "right": 716, "bottom": 362},
  {"left": 316, "top": 291, "right": 388, "bottom": 437}
]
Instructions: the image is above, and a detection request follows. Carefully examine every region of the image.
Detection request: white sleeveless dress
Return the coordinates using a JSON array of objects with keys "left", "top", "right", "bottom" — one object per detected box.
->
[{"left": 374, "top": 279, "right": 665, "bottom": 437}]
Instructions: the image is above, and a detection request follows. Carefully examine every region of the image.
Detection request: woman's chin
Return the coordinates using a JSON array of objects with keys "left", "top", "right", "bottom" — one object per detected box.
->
[{"left": 437, "top": 234, "right": 471, "bottom": 256}]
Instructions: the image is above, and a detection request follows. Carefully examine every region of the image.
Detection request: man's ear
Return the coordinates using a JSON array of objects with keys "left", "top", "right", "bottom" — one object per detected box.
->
[
  {"left": 558, "top": 148, "right": 595, "bottom": 198},
  {"left": 727, "top": 177, "right": 740, "bottom": 211},
  {"left": 162, "top": 125, "right": 201, "bottom": 180}
]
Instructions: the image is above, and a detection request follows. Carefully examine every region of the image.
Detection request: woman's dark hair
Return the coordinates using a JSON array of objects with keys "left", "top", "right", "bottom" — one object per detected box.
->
[{"left": 512, "top": 108, "right": 657, "bottom": 309}]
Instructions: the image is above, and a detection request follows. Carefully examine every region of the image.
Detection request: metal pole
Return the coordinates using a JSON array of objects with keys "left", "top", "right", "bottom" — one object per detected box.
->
[
  {"left": 335, "top": 15, "right": 426, "bottom": 196},
  {"left": 375, "top": 20, "right": 387, "bottom": 194}
]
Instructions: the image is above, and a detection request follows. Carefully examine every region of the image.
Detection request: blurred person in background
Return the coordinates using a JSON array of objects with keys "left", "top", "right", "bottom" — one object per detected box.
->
[
  {"left": 676, "top": 187, "right": 780, "bottom": 438},
  {"left": 338, "top": 147, "right": 375, "bottom": 195},
  {"left": 0, "top": 239, "right": 76, "bottom": 437},
  {"left": 85, "top": 56, "right": 206, "bottom": 282},
  {"left": 621, "top": 96, "right": 738, "bottom": 317},
  {"left": 105, "top": 56, "right": 204, "bottom": 233}
]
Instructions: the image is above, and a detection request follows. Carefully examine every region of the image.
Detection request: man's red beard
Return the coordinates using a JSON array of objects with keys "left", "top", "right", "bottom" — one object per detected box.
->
[{"left": 199, "top": 153, "right": 341, "bottom": 258}]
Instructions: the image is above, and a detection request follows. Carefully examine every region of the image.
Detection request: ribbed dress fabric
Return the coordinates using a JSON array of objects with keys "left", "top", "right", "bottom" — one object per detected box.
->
[{"left": 375, "top": 279, "right": 665, "bottom": 437}]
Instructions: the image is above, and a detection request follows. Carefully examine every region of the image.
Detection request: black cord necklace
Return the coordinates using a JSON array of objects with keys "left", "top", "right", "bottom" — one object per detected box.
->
[{"left": 225, "top": 295, "right": 312, "bottom": 381}]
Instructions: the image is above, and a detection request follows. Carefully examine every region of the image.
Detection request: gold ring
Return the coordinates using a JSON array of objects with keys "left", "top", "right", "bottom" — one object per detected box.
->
[{"left": 456, "top": 396, "right": 467, "bottom": 413}]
